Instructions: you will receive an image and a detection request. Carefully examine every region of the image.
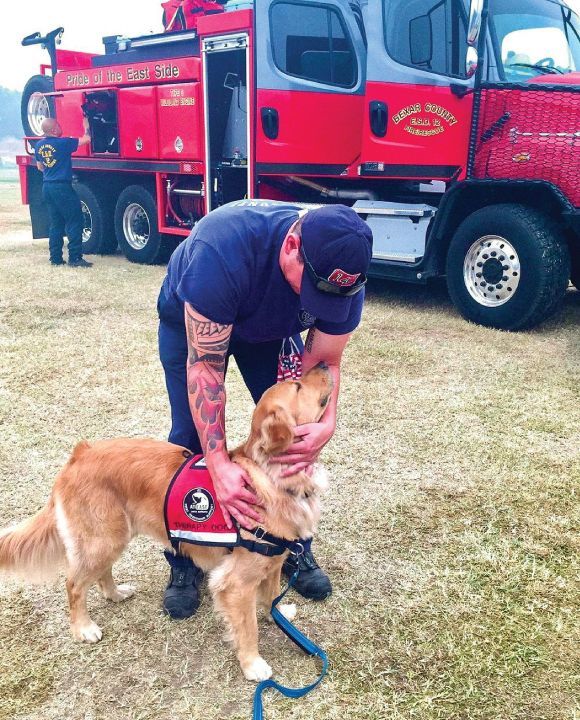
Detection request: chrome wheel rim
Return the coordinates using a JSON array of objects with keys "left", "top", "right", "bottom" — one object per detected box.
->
[
  {"left": 81, "top": 201, "right": 92, "bottom": 243},
  {"left": 28, "top": 93, "right": 50, "bottom": 136},
  {"left": 123, "top": 203, "right": 150, "bottom": 250},
  {"left": 464, "top": 235, "right": 521, "bottom": 307}
]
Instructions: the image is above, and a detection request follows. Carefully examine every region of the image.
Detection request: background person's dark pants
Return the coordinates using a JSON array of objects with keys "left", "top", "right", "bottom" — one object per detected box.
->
[
  {"left": 158, "top": 289, "right": 302, "bottom": 452},
  {"left": 42, "top": 182, "right": 83, "bottom": 263}
]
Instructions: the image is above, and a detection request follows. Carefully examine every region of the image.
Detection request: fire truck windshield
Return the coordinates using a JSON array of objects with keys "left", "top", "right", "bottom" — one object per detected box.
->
[{"left": 489, "top": 0, "right": 580, "bottom": 80}]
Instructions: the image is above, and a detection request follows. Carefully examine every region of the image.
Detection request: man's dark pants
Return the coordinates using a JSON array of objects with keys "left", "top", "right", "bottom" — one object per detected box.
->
[
  {"left": 42, "top": 182, "right": 84, "bottom": 263},
  {"left": 158, "top": 289, "right": 302, "bottom": 451}
]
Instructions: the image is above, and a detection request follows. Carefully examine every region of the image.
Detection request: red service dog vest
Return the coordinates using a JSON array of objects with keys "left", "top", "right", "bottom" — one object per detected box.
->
[{"left": 164, "top": 454, "right": 239, "bottom": 547}]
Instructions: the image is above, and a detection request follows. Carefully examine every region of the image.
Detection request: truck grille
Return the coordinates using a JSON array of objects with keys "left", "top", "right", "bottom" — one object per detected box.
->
[{"left": 469, "top": 83, "right": 580, "bottom": 207}]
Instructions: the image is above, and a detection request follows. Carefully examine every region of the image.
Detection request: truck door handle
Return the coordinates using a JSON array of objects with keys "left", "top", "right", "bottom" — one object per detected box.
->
[
  {"left": 261, "top": 107, "right": 279, "bottom": 140},
  {"left": 370, "top": 101, "right": 388, "bottom": 137}
]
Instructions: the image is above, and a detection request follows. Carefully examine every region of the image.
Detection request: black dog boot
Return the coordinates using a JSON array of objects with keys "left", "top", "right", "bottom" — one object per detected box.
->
[
  {"left": 163, "top": 550, "right": 204, "bottom": 619},
  {"left": 282, "top": 549, "right": 332, "bottom": 600}
]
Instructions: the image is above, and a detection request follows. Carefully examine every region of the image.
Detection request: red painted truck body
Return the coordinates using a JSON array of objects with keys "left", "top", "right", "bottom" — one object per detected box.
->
[{"left": 17, "top": 0, "right": 580, "bottom": 330}]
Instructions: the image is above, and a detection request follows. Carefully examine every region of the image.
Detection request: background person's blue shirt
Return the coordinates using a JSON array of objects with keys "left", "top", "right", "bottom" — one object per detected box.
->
[
  {"left": 34, "top": 137, "right": 79, "bottom": 183},
  {"left": 161, "top": 200, "right": 364, "bottom": 343}
]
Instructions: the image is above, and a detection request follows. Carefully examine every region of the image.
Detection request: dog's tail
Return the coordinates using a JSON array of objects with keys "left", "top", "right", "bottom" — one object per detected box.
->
[{"left": 0, "top": 499, "right": 65, "bottom": 582}]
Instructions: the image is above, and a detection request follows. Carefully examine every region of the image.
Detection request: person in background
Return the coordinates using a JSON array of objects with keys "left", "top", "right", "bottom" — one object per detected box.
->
[{"left": 35, "top": 117, "right": 93, "bottom": 267}]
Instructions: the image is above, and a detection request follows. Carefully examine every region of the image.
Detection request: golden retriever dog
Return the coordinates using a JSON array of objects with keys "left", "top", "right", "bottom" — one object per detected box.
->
[{"left": 0, "top": 363, "right": 332, "bottom": 681}]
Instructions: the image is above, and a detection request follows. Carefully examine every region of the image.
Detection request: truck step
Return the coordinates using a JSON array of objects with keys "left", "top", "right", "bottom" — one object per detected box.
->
[
  {"left": 352, "top": 200, "right": 437, "bottom": 264},
  {"left": 352, "top": 200, "right": 436, "bottom": 218},
  {"left": 373, "top": 250, "right": 423, "bottom": 263}
]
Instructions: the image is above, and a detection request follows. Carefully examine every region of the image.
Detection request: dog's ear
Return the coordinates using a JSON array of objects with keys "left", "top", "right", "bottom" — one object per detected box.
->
[{"left": 260, "top": 407, "right": 294, "bottom": 455}]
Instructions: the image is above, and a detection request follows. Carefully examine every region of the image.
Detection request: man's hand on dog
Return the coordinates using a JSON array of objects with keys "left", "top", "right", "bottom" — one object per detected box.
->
[
  {"left": 210, "top": 457, "right": 263, "bottom": 529},
  {"left": 274, "top": 421, "right": 334, "bottom": 476}
]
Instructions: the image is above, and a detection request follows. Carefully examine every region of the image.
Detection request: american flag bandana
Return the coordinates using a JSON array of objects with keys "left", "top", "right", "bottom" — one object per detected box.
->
[{"left": 277, "top": 336, "right": 303, "bottom": 382}]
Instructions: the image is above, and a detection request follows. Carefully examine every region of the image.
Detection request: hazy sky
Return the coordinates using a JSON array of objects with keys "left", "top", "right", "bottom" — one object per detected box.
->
[
  {"left": 1, "top": 0, "right": 579, "bottom": 91},
  {"left": 0, "top": 1, "right": 162, "bottom": 91}
]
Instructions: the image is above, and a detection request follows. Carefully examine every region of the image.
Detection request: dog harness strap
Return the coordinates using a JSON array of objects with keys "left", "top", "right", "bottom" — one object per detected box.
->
[
  {"left": 252, "top": 570, "right": 328, "bottom": 720},
  {"left": 245, "top": 529, "right": 312, "bottom": 557},
  {"left": 237, "top": 537, "right": 287, "bottom": 557}
]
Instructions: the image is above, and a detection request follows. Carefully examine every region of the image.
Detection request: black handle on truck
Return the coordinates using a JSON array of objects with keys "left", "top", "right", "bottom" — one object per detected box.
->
[
  {"left": 261, "top": 107, "right": 279, "bottom": 140},
  {"left": 369, "top": 101, "right": 388, "bottom": 137}
]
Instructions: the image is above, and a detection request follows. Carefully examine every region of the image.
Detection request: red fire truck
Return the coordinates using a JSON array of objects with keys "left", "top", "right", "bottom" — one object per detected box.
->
[{"left": 17, "top": 0, "right": 580, "bottom": 330}]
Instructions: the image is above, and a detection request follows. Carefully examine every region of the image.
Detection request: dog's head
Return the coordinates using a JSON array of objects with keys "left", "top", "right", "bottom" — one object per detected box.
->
[{"left": 247, "top": 362, "right": 334, "bottom": 457}]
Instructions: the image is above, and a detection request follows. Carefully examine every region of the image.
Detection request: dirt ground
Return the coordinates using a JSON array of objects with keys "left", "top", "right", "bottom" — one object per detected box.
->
[{"left": 0, "top": 179, "right": 578, "bottom": 720}]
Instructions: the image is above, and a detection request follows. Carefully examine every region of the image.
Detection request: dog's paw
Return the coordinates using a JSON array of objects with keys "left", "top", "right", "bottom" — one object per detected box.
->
[
  {"left": 73, "top": 622, "right": 103, "bottom": 643},
  {"left": 242, "top": 656, "right": 273, "bottom": 682},
  {"left": 265, "top": 602, "right": 296, "bottom": 622},
  {"left": 278, "top": 603, "right": 296, "bottom": 621},
  {"left": 110, "top": 583, "right": 136, "bottom": 602}
]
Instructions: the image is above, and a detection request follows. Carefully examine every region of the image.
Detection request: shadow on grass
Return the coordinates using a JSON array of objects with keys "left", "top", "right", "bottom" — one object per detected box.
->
[
  {"left": 366, "top": 276, "right": 451, "bottom": 308},
  {"left": 366, "top": 276, "right": 580, "bottom": 328}
]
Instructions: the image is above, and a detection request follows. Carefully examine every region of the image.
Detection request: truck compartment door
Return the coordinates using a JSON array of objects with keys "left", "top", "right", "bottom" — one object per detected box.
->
[
  {"left": 157, "top": 82, "right": 203, "bottom": 160},
  {"left": 54, "top": 90, "right": 89, "bottom": 157},
  {"left": 118, "top": 86, "right": 159, "bottom": 159}
]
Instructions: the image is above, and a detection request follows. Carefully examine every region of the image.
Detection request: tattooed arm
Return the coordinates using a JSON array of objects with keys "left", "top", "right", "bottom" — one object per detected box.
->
[
  {"left": 275, "top": 327, "right": 352, "bottom": 475},
  {"left": 185, "top": 303, "right": 261, "bottom": 529}
]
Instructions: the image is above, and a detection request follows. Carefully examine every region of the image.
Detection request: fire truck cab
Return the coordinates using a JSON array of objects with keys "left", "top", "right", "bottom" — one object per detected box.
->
[{"left": 18, "top": 0, "right": 580, "bottom": 330}]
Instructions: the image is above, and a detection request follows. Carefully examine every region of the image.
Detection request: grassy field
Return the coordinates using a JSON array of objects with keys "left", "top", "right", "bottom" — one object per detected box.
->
[
  {"left": 0, "top": 170, "right": 30, "bottom": 235},
  {"left": 0, "top": 181, "right": 578, "bottom": 720}
]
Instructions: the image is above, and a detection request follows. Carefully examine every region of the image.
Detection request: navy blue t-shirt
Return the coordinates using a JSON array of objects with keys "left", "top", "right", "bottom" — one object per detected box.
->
[
  {"left": 34, "top": 137, "right": 79, "bottom": 182},
  {"left": 161, "top": 200, "right": 364, "bottom": 343}
]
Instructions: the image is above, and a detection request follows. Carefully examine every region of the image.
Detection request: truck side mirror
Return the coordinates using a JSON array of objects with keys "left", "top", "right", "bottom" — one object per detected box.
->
[
  {"left": 465, "top": 46, "right": 478, "bottom": 78},
  {"left": 409, "top": 15, "right": 433, "bottom": 67},
  {"left": 465, "top": 0, "right": 484, "bottom": 77}
]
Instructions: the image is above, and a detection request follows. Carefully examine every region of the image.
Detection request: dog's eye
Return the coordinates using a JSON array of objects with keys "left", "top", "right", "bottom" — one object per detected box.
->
[
  {"left": 320, "top": 395, "right": 329, "bottom": 407},
  {"left": 294, "top": 382, "right": 302, "bottom": 392}
]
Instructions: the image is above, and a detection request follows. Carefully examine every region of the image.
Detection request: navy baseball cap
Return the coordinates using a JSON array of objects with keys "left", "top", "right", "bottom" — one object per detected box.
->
[{"left": 299, "top": 205, "right": 373, "bottom": 323}]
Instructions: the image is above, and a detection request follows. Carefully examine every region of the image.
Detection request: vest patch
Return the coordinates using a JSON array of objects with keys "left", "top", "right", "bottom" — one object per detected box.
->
[{"left": 164, "top": 454, "right": 239, "bottom": 547}]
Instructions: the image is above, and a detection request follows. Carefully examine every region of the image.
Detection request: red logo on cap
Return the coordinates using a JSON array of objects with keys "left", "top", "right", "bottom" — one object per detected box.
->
[{"left": 327, "top": 269, "right": 361, "bottom": 287}]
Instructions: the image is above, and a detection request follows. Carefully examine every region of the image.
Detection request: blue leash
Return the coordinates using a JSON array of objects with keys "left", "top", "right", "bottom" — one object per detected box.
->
[{"left": 252, "top": 570, "right": 328, "bottom": 719}]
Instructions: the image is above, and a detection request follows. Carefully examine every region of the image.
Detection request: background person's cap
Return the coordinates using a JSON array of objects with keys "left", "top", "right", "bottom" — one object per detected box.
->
[{"left": 299, "top": 205, "right": 373, "bottom": 323}]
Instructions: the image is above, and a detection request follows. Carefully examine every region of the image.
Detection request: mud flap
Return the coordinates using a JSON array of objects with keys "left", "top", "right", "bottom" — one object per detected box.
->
[{"left": 27, "top": 166, "right": 49, "bottom": 239}]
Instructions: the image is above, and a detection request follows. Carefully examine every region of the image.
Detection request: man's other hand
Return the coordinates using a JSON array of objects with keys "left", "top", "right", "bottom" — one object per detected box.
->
[{"left": 273, "top": 421, "right": 334, "bottom": 476}]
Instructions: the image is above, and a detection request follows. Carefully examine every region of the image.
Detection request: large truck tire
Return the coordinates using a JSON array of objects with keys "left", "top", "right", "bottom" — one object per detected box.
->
[
  {"left": 114, "top": 185, "right": 172, "bottom": 264},
  {"left": 446, "top": 204, "right": 570, "bottom": 331},
  {"left": 22, "top": 75, "right": 55, "bottom": 137},
  {"left": 74, "top": 182, "right": 117, "bottom": 255}
]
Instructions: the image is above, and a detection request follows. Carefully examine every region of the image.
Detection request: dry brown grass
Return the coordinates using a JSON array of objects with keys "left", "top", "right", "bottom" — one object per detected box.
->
[
  {"left": 0, "top": 183, "right": 579, "bottom": 720},
  {"left": 0, "top": 173, "right": 30, "bottom": 235}
]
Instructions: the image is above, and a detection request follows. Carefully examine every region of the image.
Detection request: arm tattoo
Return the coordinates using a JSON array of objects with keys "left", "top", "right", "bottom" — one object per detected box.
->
[
  {"left": 188, "top": 369, "right": 226, "bottom": 452},
  {"left": 185, "top": 304, "right": 232, "bottom": 455},
  {"left": 305, "top": 328, "right": 316, "bottom": 354},
  {"left": 185, "top": 305, "right": 231, "bottom": 374}
]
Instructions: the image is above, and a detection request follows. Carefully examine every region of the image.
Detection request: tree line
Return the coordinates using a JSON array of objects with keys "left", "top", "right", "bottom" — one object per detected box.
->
[{"left": 0, "top": 88, "right": 23, "bottom": 139}]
